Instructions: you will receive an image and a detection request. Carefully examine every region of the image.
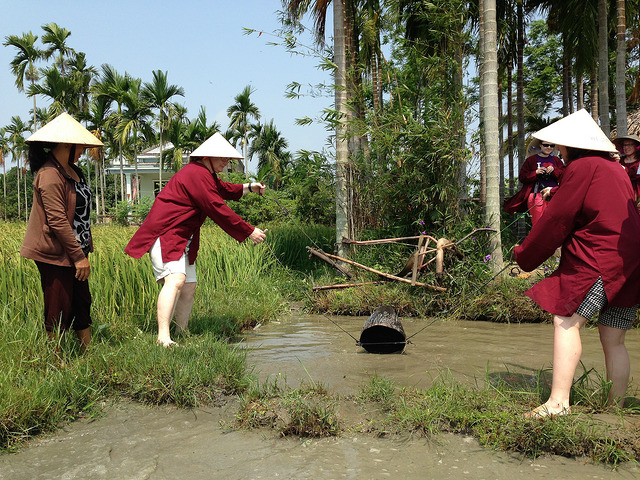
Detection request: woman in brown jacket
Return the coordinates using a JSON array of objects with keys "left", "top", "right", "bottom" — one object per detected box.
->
[{"left": 21, "top": 113, "right": 103, "bottom": 350}]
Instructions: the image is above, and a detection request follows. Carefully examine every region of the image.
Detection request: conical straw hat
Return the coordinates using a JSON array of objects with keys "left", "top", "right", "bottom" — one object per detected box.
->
[
  {"left": 25, "top": 112, "right": 103, "bottom": 147},
  {"left": 532, "top": 109, "right": 616, "bottom": 153},
  {"left": 190, "top": 132, "right": 243, "bottom": 159}
]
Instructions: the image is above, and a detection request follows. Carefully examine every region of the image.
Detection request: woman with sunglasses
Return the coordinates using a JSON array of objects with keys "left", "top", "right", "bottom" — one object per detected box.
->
[
  {"left": 504, "top": 139, "right": 565, "bottom": 225},
  {"left": 612, "top": 134, "right": 640, "bottom": 205}
]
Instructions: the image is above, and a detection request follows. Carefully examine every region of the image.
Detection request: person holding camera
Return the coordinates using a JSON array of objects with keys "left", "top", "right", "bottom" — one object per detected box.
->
[{"left": 504, "top": 138, "right": 566, "bottom": 225}]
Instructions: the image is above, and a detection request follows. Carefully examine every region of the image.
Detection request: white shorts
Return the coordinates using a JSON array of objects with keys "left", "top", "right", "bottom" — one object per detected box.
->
[{"left": 149, "top": 237, "right": 197, "bottom": 283}]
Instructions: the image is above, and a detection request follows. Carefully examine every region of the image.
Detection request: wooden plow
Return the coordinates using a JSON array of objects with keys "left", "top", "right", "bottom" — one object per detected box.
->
[{"left": 307, "top": 228, "right": 494, "bottom": 293}]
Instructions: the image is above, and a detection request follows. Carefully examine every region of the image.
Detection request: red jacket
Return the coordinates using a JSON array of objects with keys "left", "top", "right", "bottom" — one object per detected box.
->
[
  {"left": 504, "top": 154, "right": 565, "bottom": 214},
  {"left": 514, "top": 154, "right": 640, "bottom": 316},
  {"left": 620, "top": 157, "right": 640, "bottom": 201},
  {"left": 125, "top": 162, "right": 254, "bottom": 264}
]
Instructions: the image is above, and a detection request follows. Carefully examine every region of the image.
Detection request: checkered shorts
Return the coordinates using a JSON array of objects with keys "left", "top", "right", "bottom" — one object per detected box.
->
[{"left": 576, "top": 277, "right": 637, "bottom": 330}]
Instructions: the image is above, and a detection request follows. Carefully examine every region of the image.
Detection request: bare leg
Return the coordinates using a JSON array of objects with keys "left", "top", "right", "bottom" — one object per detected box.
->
[
  {"left": 156, "top": 273, "right": 186, "bottom": 347},
  {"left": 526, "top": 313, "right": 587, "bottom": 417},
  {"left": 174, "top": 281, "right": 196, "bottom": 334},
  {"left": 598, "top": 324, "right": 629, "bottom": 408},
  {"left": 75, "top": 327, "right": 91, "bottom": 351}
]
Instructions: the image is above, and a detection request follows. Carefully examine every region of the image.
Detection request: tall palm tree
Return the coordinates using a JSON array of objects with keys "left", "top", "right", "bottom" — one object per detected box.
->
[
  {"left": 41, "top": 22, "right": 74, "bottom": 76},
  {"left": 249, "top": 119, "right": 290, "bottom": 187},
  {"left": 615, "top": 0, "right": 627, "bottom": 135},
  {"left": 68, "top": 52, "right": 98, "bottom": 121},
  {"left": 597, "top": 0, "right": 610, "bottom": 134},
  {"left": 116, "top": 78, "right": 153, "bottom": 203},
  {"left": 86, "top": 97, "right": 111, "bottom": 218},
  {"left": 5, "top": 117, "right": 29, "bottom": 220},
  {"left": 227, "top": 85, "right": 260, "bottom": 174},
  {"left": 27, "top": 66, "right": 77, "bottom": 117},
  {"left": 142, "top": 70, "right": 184, "bottom": 193},
  {"left": 3, "top": 31, "right": 42, "bottom": 130},
  {"left": 482, "top": 0, "right": 505, "bottom": 272},
  {"left": 0, "top": 129, "right": 8, "bottom": 220},
  {"left": 282, "top": 0, "right": 351, "bottom": 256},
  {"left": 95, "top": 64, "right": 131, "bottom": 201}
]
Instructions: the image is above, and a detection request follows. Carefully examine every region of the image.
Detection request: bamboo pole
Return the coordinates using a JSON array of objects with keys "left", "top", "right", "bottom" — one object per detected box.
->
[{"left": 306, "top": 247, "right": 447, "bottom": 292}]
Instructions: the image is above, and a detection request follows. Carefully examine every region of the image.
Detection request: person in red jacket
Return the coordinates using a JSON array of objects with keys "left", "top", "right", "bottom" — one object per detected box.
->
[
  {"left": 514, "top": 109, "right": 640, "bottom": 417},
  {"left": 125, "top": 133, "right": 266, "bottom": 347},
  {"left": 503, "top": 138, "right": 565, "bottom": 224},
  {"left": 613, "top": 134, "right": 640, "bottom": 204}
]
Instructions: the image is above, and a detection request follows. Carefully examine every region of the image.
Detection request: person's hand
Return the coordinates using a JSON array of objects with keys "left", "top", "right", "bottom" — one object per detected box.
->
[
  {"left": 249, "top": 227, "right": 267, "bottom": 245},
  {"left": 536, "top": 167, "right": 546, "bottom": 175},
  {"left": 74, "top": 257, "right": 90, "bottom": 281},
  {"left": 251, "top": 182, "right": 266, "bottom": 195},
  {"left": 540, "top": 187, "right": 552, "bottom": 201},
  {"left": 545, "top": 166, "right": 554, "bottom": 174}
]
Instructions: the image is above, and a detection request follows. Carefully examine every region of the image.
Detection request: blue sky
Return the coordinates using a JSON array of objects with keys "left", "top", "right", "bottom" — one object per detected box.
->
[{"left": 1, "top": 0, "right": 332, "bottom": 173}]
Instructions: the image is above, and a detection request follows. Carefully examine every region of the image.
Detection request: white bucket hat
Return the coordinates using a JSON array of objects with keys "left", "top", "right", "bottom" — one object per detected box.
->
[
  {"left": 532, "top": 109, "right": 617, "bottom": 153},
  {"left": 25, "top": 112, "right": 103, "bottom": 147},
  {"left": 190, "top": 132, "right": 243, "bottom": 159}
]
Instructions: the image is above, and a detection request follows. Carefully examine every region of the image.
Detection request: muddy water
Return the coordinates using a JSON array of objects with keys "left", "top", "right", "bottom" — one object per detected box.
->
[
  {"left": 1, "top": 316, "right": 639, "bottom": 480},
  {"left": 243, "top": 315, "right": 640, "bottom": 395}
]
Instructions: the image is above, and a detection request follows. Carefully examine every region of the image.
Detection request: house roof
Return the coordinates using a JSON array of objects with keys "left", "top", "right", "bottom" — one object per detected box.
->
[{"left": 140, "top": 143, "right": 175, "bottom": 155}]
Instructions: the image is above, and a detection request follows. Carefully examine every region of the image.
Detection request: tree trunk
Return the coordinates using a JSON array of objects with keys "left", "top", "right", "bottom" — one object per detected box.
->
[
  {"left": 591, "top": 66, "right": 599, "bottom": 120},
  {"left": 576, "top": 72, "right": 584, "bottom": 110},
  {"left": 479, "top": 0, "right": 486, "bottom": 206},
  {"left": 507, "top": 67, "right": 514, "bottom": 196},
  {"left": 616, "top": 0, "right": 627, "bottom": 135},
  {"left": 498, "top": 81, "right": 504, "bottom": 202},
  {"left": 598, "top": 0, "right": 610, "bottom": 134},
  {"left": 562, "top": 46, "right": 570, "bottom": 115},
  {"left": 334, "top": 0, "right": 349, "bottom": 257},
  {"left": 516, "top": 0, "right": 526, "bottom": 240},
  {"left": 482, "top": 0, "right": 504, "bottom": 273}
]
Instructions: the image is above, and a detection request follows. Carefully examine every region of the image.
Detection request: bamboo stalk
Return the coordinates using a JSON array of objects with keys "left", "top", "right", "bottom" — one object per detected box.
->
[
  {"left": 307, "top": 248, "right": 447, "bottom": 292},
  {"left": 312, "top": 281, "right": 385, "bottom": 291}
]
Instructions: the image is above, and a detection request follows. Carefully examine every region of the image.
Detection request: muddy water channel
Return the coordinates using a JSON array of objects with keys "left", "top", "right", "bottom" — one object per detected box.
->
[{"left": 1, "top": 315, "right": 639, "bottom": 480}]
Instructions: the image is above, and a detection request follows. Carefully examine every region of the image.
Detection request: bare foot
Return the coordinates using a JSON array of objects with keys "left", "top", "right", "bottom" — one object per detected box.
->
[
  {"left": 525, "top": 402, "right": 571, "bottom": 418},
  {"left": 157, "top": 338, "right": 179, "bottom": 348}
]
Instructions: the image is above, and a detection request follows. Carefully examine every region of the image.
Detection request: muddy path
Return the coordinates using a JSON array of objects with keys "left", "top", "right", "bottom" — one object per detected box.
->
[{"left": 1, "top": 316, "right": 639, "bottom": 479}]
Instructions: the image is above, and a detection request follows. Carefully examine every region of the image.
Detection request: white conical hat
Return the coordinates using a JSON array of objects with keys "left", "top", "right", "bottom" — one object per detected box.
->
[
  {"left": 190, "top": 132, "right": 243, "bottom": 159},
  {"left": 533, "top": 109, "right": 616, "bottom": 153},
  {"left": 26, "top": 112, "right": 103, "bottom": 147}
]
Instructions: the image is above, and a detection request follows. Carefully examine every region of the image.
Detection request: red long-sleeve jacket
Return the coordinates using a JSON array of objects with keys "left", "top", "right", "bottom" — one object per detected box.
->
[
  {"left": 125, "top": 162, "right": 254, "bottom": 264},
  {"left": 514, "top": 154, "right": 640, "bottom": 316}
]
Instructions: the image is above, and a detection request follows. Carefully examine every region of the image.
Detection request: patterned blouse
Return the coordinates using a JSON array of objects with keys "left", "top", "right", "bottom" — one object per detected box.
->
[{"left": 73, "top": 180, "right": 92, "bottom": 256}]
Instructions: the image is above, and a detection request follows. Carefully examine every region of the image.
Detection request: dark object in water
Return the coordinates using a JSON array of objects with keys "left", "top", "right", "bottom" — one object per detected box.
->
[{"left": 359, "top": 306, "right": 406, "bottom": 354}]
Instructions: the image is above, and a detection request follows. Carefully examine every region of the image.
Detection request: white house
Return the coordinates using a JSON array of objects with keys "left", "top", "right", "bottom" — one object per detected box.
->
[{"left": 105, "top": 143, "right": 187, "bottom": 200}]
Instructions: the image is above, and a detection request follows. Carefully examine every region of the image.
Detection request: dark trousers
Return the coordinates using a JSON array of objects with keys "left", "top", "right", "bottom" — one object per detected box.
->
[{"left": 35, "top": 261, "right": 92, "bottom": 332}]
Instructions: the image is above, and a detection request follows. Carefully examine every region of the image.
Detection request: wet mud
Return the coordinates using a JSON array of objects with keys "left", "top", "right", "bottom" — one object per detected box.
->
[{"left": 1, "top": 316, "right": 639, "bottom": 479}]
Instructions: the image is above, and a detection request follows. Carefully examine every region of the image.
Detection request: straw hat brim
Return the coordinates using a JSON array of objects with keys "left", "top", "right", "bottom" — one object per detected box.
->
[
  {"left": 190, "top": 132, "right": 243, "bottom": 159},
  {"left": 532, "top": 109, "right": 617, "bottom": 153},
  {"left": 26, "top": 112, "right": 103, "bottom": 148},
  {"left": 612, "top": 134, "right": 640, "bottom": 147}
]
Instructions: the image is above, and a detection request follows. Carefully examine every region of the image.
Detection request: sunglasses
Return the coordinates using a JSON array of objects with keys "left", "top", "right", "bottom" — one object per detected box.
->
[{"left": 541, "top": 143, "right": 555, "bottom": 148}]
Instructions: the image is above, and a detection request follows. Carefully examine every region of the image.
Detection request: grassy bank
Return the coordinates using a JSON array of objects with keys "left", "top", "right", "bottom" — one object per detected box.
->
[{"left": 237, "top": 372, "right": 640, "bottom": 466}]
